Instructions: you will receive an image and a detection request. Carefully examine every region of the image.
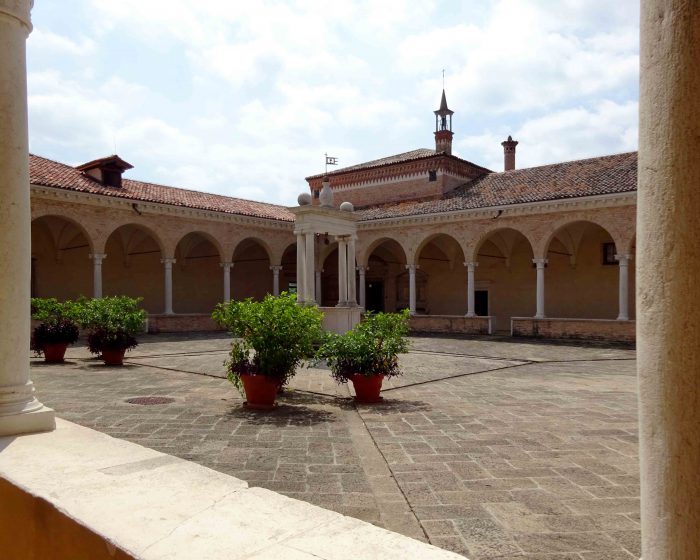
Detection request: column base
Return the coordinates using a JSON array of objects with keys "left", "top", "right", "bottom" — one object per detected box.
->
[
  {"left": 617, "top": 315, "right": 629, "bottom": 321},
  {"left": 465, "top": 312, "right": 476, "bottom": 318},
  {"left": 534, "top": 314, "right": 545, "bottom": 319},
  {"left": 0, "top": 405, "right": 55, "bottom": 437}
]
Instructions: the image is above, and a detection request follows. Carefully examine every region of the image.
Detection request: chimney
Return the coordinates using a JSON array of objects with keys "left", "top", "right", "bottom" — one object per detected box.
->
[
  {"left": 76, "top": 155, "right": 133, "bottom": 188},
  {"left": 501, "top": 136, "right": 518, "bottom": 171}
]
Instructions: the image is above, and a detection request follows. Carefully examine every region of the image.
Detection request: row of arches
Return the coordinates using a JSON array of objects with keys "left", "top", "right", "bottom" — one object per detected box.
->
[{"left": 32, "top": 214, "right": 635, "bottom": 330}]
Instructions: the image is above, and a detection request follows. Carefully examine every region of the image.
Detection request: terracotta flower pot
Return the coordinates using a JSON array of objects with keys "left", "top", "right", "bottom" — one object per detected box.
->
[
  {"left": 43, "top": 342, "right": 68, "bottom": 363},
  {"left": 351, "top": 373, "right": 385, "bottom": 403},
  {"left": 241, "top": 373, "right": 279, "bottom": 409},
  {"left": 102, "top": 347, "right": 127, "bottom": 366}
]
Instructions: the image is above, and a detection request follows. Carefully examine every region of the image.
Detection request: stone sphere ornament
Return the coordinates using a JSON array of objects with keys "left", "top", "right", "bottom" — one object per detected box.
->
[
  {"left": 339, "top": 201, "right": 354, "bottom": 212},
  {"left": 297, "top": 192, "right": 312, "bottom": 206}
]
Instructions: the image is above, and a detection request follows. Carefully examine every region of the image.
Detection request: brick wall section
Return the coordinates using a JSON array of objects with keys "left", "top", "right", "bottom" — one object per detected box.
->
[
  {"left": 147, "top": 314, "right": 224, "bottom": 333},
  {"left": 511, "top": 318, "right": 635, "bottom": 343},
  {"left": 410, "top": 315, "right": 491, "bottom": 335}
]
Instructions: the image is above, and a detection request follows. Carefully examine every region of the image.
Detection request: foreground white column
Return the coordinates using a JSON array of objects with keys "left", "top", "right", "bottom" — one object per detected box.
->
[
  {"left": 90, "top": 253, "right": 106, "bottom": 298},
  {"left": 305, "top": 233, "right": 315, "bottom": 304},
  {"left": 315, "top": 269, "right": 322, "bottom": 304},
  {"left": 221, "top": 261, "right": 232, "bottom": 302},
  {"left": 406, "top": 264, "right": 418, "bottom": 315},
  {"left": 638, "top": 3, "right": 700, "bottom": 557},
  {"left": 615, "top": 254, "right": 630, "bottom": 321},
  {"left": 346, "top": 237, "right": 357, "bottom": 306},
  {"left": 465, "top": 261, "right": 477, "bottom": 317},
  {"left": 270, "top": 265, "right": 282, "bottom": 296},
  {"left": 0, "top": 0, "right": 55, "bottom": 436},
  {"left": 296, "top": 233, "right": 305, "bottom": 303},
  {"left": 533, "top": 258, "right": 547, "bottom": 319},
  {"left": 337, "top": 238, "right": 348, "bottom": 306},
  {"left": 162, "top": 258, "right": 175, "bottom": 314},
  {"left": 358, "top": 266, "right": 367, "bottom": 309}
]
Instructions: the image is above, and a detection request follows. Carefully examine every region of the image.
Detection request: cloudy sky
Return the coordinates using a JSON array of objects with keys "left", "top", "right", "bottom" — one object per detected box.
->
[{"left": 27, "top": 0, "right": 639, "bottom": 205}]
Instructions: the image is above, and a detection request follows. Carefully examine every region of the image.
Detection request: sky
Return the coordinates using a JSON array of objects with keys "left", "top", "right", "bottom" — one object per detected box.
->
[{"left": 27, "top": 0, "right": 640, "bottom": 206}]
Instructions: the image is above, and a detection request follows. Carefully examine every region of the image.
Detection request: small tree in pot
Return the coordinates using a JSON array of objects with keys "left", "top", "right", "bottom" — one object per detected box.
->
[
  {"left": 30, "top": 298, "right": 80, "bottom": 363},
  {"left": 76, "top": 296, "right": 146, "bottom": 365},
  {"left": 212, "top": 293, "right": 324, "bottom": 409},
  {"left": 317, "top": 309, "right": 410, "bottom": 403}
]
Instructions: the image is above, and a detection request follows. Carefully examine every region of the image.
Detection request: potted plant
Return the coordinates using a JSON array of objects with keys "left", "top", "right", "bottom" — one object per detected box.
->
[
  {"left": 30, "top": 298, "right": 80, "bottom": 363},
  {"left": 317, "top": 309, "right": 410, "bottom": 403},
  {"left": 212, "top": 293, "right": 324, "bottom": 409},
  {"left": 76, "top": 296, "right": 146, "bottom": 365}
]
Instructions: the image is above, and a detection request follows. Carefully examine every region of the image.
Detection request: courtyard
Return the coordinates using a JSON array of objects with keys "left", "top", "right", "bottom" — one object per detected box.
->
[{"left": 30, "top": 334, "right": 640, "bottom": 559}]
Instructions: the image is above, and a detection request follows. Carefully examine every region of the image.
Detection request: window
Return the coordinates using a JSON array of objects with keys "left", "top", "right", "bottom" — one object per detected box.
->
[
  {"left": 288, "top": 282, "right": 298, "bottom": 294},
  {"left": 602, "top": 242, "right": 617, "bottom": 265},
  {"left": 428, "top": 170, "right": 437, "bottom": 182}
]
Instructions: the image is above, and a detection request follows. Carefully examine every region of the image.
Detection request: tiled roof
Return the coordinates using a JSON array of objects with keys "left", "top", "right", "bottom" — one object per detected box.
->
[
  {"left": 29, "top": 154, "right": 294, "bottom": 222},
  {"left": 306, "top": 149, "right": 438, "bottom": 179},
  {"left": 357, "top": 152, "right": 638, "bottom": 220}
]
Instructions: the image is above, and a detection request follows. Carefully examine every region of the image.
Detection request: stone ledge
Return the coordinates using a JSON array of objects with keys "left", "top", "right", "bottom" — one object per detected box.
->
[
  {"left": 511, "top": 317, "right": 635, "bottom": 343},
  {"left": 410, "top": 314, "right": 492, "bottom": 335},
  {"left": 0, "top": 419, "right": 465, "bottom": 560}
]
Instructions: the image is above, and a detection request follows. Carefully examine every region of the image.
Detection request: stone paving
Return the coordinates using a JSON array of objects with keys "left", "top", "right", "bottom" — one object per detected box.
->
[{"left": 30, "top": 334, "right": 640, "bottom": 560}]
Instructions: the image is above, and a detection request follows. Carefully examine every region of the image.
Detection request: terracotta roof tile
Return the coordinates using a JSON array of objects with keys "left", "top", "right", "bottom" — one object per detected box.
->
[
  {"left": 307, "top": 148, "right": 438, "bottom": 179},
  {"left": 357, "top": 152, "right": 637, "bottom": 220},
  {"left": 29, "top": 154, "right": 294, "bottom": 222}
]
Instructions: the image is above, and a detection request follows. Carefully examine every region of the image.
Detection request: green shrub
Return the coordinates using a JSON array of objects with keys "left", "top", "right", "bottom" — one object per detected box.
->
[
  {"left": 212, "top": 293, "right": 324, "bottom": 393},
  {"left": 75, "top": 296, "right": 146, "bottom": 354},
  {"left": 30, "top": 298, "right": 80, "bottom": 355},
  {"left": 316, "top": 309, "right": 410, "bottom": 383}
]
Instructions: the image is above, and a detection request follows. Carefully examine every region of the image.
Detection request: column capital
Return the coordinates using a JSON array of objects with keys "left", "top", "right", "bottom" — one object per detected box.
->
[
  {"left": 270, "top": 265, "right": 283, "bottom": 272},
  {"left": 463, "top": 261, "right": 479, "bottom": 269},
  {"left": 405, "top": 264, "right": 420, "bottom": 272},
  {"left": 614, "top": 254, "right": 632, "bottom": 263},
  {"left": 0, "top": 0, "right": 33, "bottom": 32},
  {"left": 161, "top": 258, "right": 176, "bottom": 265},
  {"left": 357, "top": 265, "right": 368, "bottom": 273},
  {"left": 220, "top": 261, "right": 233, "bottom": 269},
  {"left": 532, "top": 258, "right": 548, "bottom": 267},
  {"left": 89, "top": 253, "right": 107, "bottom": 261}
]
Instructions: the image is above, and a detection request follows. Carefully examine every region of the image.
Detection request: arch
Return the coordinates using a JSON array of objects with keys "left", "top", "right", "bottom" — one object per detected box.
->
[
  {"left": 360, "top": 236, "right": 408, "bottom": 267},
  {"left": 173, "top": 231, "right": 223, "bottom": 313},
  {"left": 471, "top": 227, "right": 535, "bottom": 264},
  {"left": 104, "top": 222, "right": 166, "bottom": 256},
  {"left": 538, "top": 217, "right": 622, "bottom": 260},
  {"left": 415, "top": 232, "right": 466, "bottom": 267},
  {"left": 415, "top": 233, "right": 467, "bottom": 315},
  {"left": 174, "top": 231, "right": 223, "bottom": 261},
  {"left": 232, "top": 236, "right": 273, "bottom": 263},
  {"left": 31, "top": 215, "right": 94, "bottom": 299}
]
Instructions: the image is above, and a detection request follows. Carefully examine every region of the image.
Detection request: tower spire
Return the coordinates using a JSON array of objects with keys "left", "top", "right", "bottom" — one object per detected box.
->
[{"left": 433, "top": 87, "right": 454, "bottom": 155}]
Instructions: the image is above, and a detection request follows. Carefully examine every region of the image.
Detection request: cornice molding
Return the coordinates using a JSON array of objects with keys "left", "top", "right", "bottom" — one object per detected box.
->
[
  {"left": 30, "top": 184, "right": 294, "bottom": 231},
  {"left": 357, "top": 191, "right": 637, "bottom": 230}
]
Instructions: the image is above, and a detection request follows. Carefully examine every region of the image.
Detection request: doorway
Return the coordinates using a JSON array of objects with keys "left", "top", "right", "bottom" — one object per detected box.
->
[
  {"left": 475, "top": 290, "right": 489, "bottom": 316},
  {"left": 366, "top": 281, "right": 384, "bottom": 313}
]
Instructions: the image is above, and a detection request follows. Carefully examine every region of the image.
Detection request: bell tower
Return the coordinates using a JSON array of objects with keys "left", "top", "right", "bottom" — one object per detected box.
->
[{"left": 434, "top": 89, "right": 454, "bottom": 155}]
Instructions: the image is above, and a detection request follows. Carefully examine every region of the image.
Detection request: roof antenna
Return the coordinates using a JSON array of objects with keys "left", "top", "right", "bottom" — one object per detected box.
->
[
  {"left": 113, "top": 132, "right": 117, "bottom": 156},
  {"left": 442, "top": 68, "right": 445, "bottom": 89}
]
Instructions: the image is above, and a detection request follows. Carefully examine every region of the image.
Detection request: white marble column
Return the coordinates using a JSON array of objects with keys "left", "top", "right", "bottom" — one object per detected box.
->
[
  {"left": 346, "top": 237, "right": 357, "bottom": 306},
  {"left": 221, "top": 261, "right": 232, "bottom": 302},
  {"left": 162, "top": 258, "right": 175, "bottom": 314},
  {"left": 615, "top": 254, "right": 630, "bottom": 321},
  {"left": 638, "top": 5, "right": 700, "bottom": 557},
  {"left": 406, "top": 264, "right": 418, "bottom": 315},
  {"left": 315, "top": 269, "right": 322, "bottom": 304},
  {"left": 305, "top": 233, "right": 315, "bottom": 304},
  {"left": 337, "top": 238, "right": 348, "bottom": 306},
  {"left": 465, "top": 261, "right": 478, "bottom": 317},
  {"left": 358, "top": 266, "right": 367, "bottom": 309},
  {"left": 533, "top": 258, "right": 547, "bottom": 319},
  {"left": 296, "top": 233, "right": 305, "bottom": 303},
  {"left": 0, "top": 0, "right": 55, "bottom": 436},
  {"left": 90, "top": 253, "right": 106, "bottom": 298},
  {"left": 270, "top": 265, "right": 282, "bottom": 296}
]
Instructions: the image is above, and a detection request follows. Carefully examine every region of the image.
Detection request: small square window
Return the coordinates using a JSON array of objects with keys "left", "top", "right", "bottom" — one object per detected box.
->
[
  {"left": 428, "top": 170, "right": 437, "bottom": 182},
  {"left": 313, "top": 190, "right": 320, "bottom": 198},
  {"left": 602, "top": 242, "right": 617, "bottom": 265}
]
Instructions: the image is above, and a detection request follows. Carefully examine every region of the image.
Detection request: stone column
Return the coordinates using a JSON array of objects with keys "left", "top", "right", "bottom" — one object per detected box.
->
[
  {"left": 465, "top": 261, "right": 478, "bottom": 317},
  {"left": 406, "top": 264, "right": 418, "bottom": 315},
  {"left": 533, "top": 258, "right": 547, "bottom": 319},
  {"left": 162, "top": 258, "right": 175, "bottom": 314},
  {"left": 615, "top": 254, "right": 630, "bottom": 321},
  {"left": 305, "top": 233, "right": 315, "bottom": 304},
  {"left": 358, "top": 266, "right": 367, "bottom": 309},
  {"left": 0, "top": 0, "right": 55, "bottom": 437},
  {"left": 337, "top": 238, "right": 348, "bottom": 306},
  {"left": 296, "top": 233, "right": 305, "bottom": 303},
  {"left": 638, "top": 3, "right": 700, "bottom": 558},
  {"left": 220, "top": 262, "right": 232, "bottom": 302},
  {"left": 315, "top": 269, "right": 322, "bottom": 305},
  {"left": 270, "top": 265, "right": 282, "bottom": 296},
  {"left": 346, "top": 237, "right": 357, "bottom": 306},
  {"left": 90, "top": 253, "right": 106, "bottom": 298}
]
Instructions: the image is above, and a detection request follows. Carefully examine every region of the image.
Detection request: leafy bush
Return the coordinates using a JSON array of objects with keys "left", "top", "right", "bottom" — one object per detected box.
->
[
  {"left": 75, "top": 296, "right": 146, "bottom": 354},
  {"left": 316, "top": 310, "right": 410, "bottom": 383},
  {"left": 212, "top": 293, "right": 324, "bottom": 393},
  {"left": 30, "top": 298, "right": 80, "bottom": 355}
]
